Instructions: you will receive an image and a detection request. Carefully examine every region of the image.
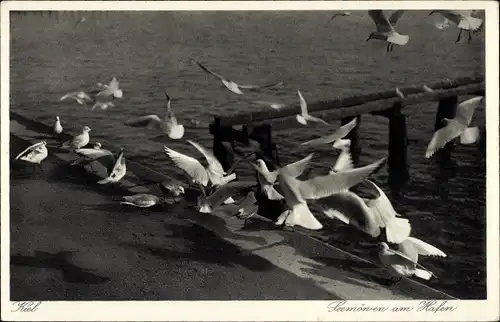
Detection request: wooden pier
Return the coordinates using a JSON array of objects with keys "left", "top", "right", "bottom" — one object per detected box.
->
[{"left": 209, "top": 76, "right": 485, "bottom": 221}]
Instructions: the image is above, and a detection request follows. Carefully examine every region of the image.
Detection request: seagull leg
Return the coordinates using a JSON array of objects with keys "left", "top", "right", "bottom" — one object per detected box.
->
[
  {"left": 455, "top": 29, "right": 463, "bottom": 43},
  {"left": 386, "top": 43, "right": 390, "bottom": 52},
  {"left": 468, "top": 30, "right": 472, "bottom": 43}
]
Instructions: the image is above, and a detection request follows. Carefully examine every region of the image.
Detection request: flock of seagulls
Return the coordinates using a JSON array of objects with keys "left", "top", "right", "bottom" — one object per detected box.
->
[{"left": 12, "top": 9, "right": 485, "bottom": 285}]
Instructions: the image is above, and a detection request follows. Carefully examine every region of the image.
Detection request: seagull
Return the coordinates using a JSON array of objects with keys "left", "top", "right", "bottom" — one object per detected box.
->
[
  {"left": 73, "top": 16, "right": 87, "bottom": 29},
  {"left": 124, "top": 92, "right": 184, "bottom": 140},
  {"left": 329, "top": 139, "right": 354, "bottom": 174},
  {"left": 231, "top": 191, "right": 259, "bottom": 226},
  {"left": 299, "top": 117, "right": 357, "bottom": 147},
  {"left": 312, "top": 179, "right": 411, "bottom": 243},
  {"left": 422, "top": 85, "right": 434, "bottom": 93},
  {"left": 197, "top": 181, "right": 255, "bottom": 214},
  {"left": 395, "top": 87, "right": 405, "bottom": 99},
  {"left": 250, "top": 153, "right": 315, "bottom": 201},
  {"left": 366, "top": 10, "right": 409, "bottom": 52},
  {"left": 296, "top": 90, "right": 329, "bottom": 126},
  {"left": 14, "top": 141, "right": 49, "bottom": 173},
  {"left": 252, "top": 100, "right": 287, "bottom": 110},
  {"left": 97, "top": 149, "right": 126, "bottom": 184},
  {"left": 53, "top": 116, "right": 63, "bottom": 143},
  {"left": 96, "top": 77, "right": 123, "bottom": 99},
  {"left": 330, "top": 11, "right": 352, "bottom": 21},
  {"left": 429, "top": 10, "right": 483, "bottom": 43},
  {"left": 191, "top": 58, "right": 283, "bottom": 95},
  {"left": 71, "top": 142, "right": 114, "bottom": 168},
  {"left": 58, "top": 126, "right": 91, "bottom": 150},
  {"left": 60, "top": 91, "right": 94, "bottom": 108},
  {"left": 274, "top": 157, "right": 387, "bottom": 230},
  {"left": 425, "top": 96, "right": 484, "bottom": 158},
  {"left": 120, "top": 193, "right": 165, "bottom": 208},
  {"left": 378, "top": 237, "right": 447, "bottom": 283},
  {"left": 163, "top": 140, "right": 237, "bottom": 196},
  {"left": 91, "top": 101, "right": 115, "bottom": 111},
  {"left": 435, "top": 17, "right": 451, "bottom": 30}
]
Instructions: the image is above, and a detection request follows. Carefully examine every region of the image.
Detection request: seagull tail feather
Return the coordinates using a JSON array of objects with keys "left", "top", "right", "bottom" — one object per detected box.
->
[
  {"left": 286, "top": 203, "right": 323, "bottom": 230},
  {"left": 414, "top": 268, "right": 433, "bottom": 280}
]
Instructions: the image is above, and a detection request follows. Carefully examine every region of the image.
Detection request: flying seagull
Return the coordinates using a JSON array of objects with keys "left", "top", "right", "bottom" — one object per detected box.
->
[
  {"left": 366, "top": 10, "right": 409, "bottom": 52},
  {"left": 429, "top": 10, "right": 483, "bottom": 43},
  {"left": 274, "top": 157, "right": 387, "bottom": 230},
  {"left": 96, "top": 77, "right": 123, "bottom": 99},
  {"left": 329, "top": 139, "right": 354, "bottom": 174},
  {"left": 425, "top": 96, "right": 484, "bottom": 158},
  {"left": 124, "top": 92, "right": 184, "bottom": 139},
  {"left": 299, "top": 117, "right": 357, "bottom": 147},
  {"left": 60, "top": 91, "right": 94, "bottom": 109},
  {"left": 296, "top": 90, "right": 329, "bottom": 126},
  {"left": 191, "top": 58, "right": 283, "bottom": 95},
  {"left": 91, "top": 101, "right": 115, "bottom": 111}
]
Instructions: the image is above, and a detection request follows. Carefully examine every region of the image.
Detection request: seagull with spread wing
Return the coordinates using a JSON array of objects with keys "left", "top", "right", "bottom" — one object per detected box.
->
[
  {"left": 97, "top": 149, "right": 126, "bottom": 185},
  {"left": 296, "top": 90, "right": 329, "bottom": 126},
  {"left": 274, "top": 157, "right": 387, "bottom": 230},
  {"left": 329, "top": 139, "right": 354, "bottom": 174},
  {"left": 96, "top": 77, "right": 123, "bottom": 99},
  {"left": 311, "top": 179, "right": 412, "bottom": 243},
  {"left": 196, "top": 181, "right": 255, "bottom": 214},
  {"left": 425, "top": 96, "right": 484, "bottom": 159},
  {"left": 14, "top": 141, "right": 49, "bottom": 173},
  {"left": 250, "top": 153, "right": 315, "bottom": 201},
  {"left": 125, "top": 92, "right": 184, "bottom": 140},
  {"left": 330, "top": 11, "right": 352, "bottom": 21},
  {"left": 429, "top": 10, "right": 483, "bottom": 43},
  {"left": 366, "top": 10, "right": 409, "bottom": 52},
  {"left": 191, "top": 58, "right": 283, "bottom": 95},
  {"left": 60, "top": 91, "right": 94, "bottom": 109},
  {"left": 300, "top": 117, "right": 357, "bottom": 147},
  {"left": 71, "top": 142, "right": 114, "bottom": 171},
  {"left": 379, "top": 237, "right": 446, "bottom": 283}
]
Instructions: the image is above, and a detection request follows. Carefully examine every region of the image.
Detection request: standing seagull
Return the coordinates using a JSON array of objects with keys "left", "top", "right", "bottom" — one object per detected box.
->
[
  {"left": 296, "top": 90, "right": 329, "bottom": 126},
  {"left": 429, "top": 10, "right": 483, "bottom": 43},
  {"left": 96, "top": 77, "right": 123, "bottom": 99},
  {"left": 97, "top": 150, "right": 126, "bottom": 185},
  {"left": 366, "top": 10, "right": 409, "bottom": 52},
  {"left": 59, "top": 126, "right": 91, "bottom": 150},
  {"left": 191, "top": 59, "right": 283, "bottom": 95},
  {"left": 120, "top": 194, "right": 165, "bottom": 208},
  {"left": 299, "top": 117, "right": 357, "bottom": 147},
  {"left": 124, "top": 92, "right": 184, "bottom": 140},
  {"left": 425, "top": 96, "right": 484, "bottom": 158},
  {"left": 53, "top": 116, "right": 63, "bottom": 143},
  {"left": 14, "top": 141, "right": 49, "bottom": 173},
  {"left": 274, "top": 157, "right": 387, "bottom": 230},
  {"left": 378, "top": 237, "right": 446, "bottom": 283}
]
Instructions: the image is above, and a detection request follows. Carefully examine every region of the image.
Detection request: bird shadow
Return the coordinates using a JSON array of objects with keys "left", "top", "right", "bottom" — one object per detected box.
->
[
  {"left": 120, "top": 222, "right": 275, "bottom": 272},
  {"left": 11, "top": 250, "right": 110, "bottom": 285}
]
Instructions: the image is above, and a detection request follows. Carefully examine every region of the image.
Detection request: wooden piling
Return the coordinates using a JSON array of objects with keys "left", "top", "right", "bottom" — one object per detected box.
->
[
  {"left": 434, "top": 96, "right": 458, "bottom": 160},
  {"left": 341, "top": 116, "right": 361, "bottom": 166},
  {"left": 387, "top": 103, "right": 410, "bottom": 190}
]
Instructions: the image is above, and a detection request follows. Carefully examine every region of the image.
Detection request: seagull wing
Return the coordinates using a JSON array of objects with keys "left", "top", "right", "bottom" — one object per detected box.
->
[
  {"left": 205, "top": 181, "right": 256, "bottom": 210},
  {"left": 368, "top": 10, "right": 393, "bottom": 32},
  {"left": 238, "top": 80, "right": 284, "bottom": 90},
  {"left": 388, "top": 10, "right": 405, "bottom": 26},
  {"left": 455, "top": 96, "right": 483, "bottom": 126},
  {"left": 164, "top": 146, "right": 209, "bottom": 186},
  {"left": 331, "top": 148, "right": 354, "bottom": 173},
  {"left": 15, "top": 142, "right": 44, "bottom": 160},
  {"left": 299, "top": 157, "right": 387, "bottom": 200},
  {"left": 125, "top": 115, "right": 163, "bottom": 130},
  {"left": 437, "top": 10, "right": 465, "bottom": 25},
  {"left": 297, "top": 90, "right": 308, "bottom": 116},
  {"left": 301, "top": 118, "right": 357, "bottom": 146},
  {"left": 402, "top": 237, "right": 447, "bottom": 258},
  {"left": 75, "top": 148, "right": 113, "bottom": 159},
  {"left": 363, "top": 179, "right": 398, "bottom": 218},
  {"left": 191, "top": 59, "right": 227, "bottom": 81},
  {"left": 282, "top": 153, "right": 315, "bottom": 178},
  {"left": 97, "top": 77, "right": 119, "bottom": 97},
  {"left": 425, "top": 121, "right": 465, "bottom": 158},
  {"left": 187, "top": 140, "right": 225, "bottom": 178},
  {"left": 252, "top": 100, "right": 287, "bottom": 110}
]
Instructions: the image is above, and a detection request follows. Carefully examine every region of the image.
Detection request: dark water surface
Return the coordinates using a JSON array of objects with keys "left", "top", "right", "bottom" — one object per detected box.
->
[{"left": 10, "top": 11, "right": 486, "bottom": 299}]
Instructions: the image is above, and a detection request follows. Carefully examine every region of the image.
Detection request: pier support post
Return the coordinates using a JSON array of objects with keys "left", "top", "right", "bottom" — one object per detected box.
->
[
  {"left": 434, "top": 96, "right": 458, "bottom": 160},
  {"left": 387, "top": 103, "right": 409, "bottom": 190},
  {"left": 247, "top": 124, "right": 285, "bottom": 222},
  {"left": 341, "top": 116, "right": 361, "bottom": 166},
  {"left": 210, "top": 117, "right": 235, "bottom": 172}
]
